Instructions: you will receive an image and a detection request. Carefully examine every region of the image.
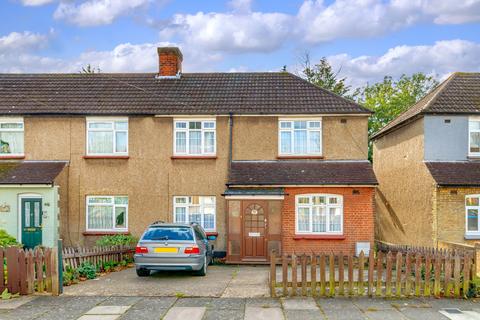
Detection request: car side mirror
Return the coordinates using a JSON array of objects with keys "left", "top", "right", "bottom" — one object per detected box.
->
[{"left": 207, "top": 235, "right": 217, "bottom": 241}]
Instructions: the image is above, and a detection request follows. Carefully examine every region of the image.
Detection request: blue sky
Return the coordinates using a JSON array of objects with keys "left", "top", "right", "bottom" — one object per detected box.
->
[{"left": 1, "top": 0, "right": 479, "bottom": 88}]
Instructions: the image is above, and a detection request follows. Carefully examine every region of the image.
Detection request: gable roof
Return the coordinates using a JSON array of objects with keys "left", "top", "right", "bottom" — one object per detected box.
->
[
  {"left": 0, "top": 161, "right": 66, "bottom": 185},
  {"left": 0, "top": 72, "right": 371, "bottom": 116},
  {"left": 426, "top": 161, "right": 480, "bottom": 187},
  {"left": 227, "top": 160, "right": 377, "bottom": 186},
  {"left": 371, "top": 72, "right": 480, "bottom": 140}
]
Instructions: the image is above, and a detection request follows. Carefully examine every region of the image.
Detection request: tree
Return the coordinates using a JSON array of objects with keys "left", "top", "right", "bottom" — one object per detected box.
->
[
  {"left": 356, "top": 73, "right": 438, "bottom": 137},
  {"left": 301, "top": 53, "right": 351, "bottom": 98},
  {"left": 80, "top": 64, "right": 100, "bottom": 74}
]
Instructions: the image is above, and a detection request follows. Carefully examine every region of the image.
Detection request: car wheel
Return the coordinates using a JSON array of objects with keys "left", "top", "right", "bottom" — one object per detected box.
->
[
  {"left": 194, "top": 256, "right": 207, "bottom": 276},
  {"left": 136, "top": 268, "right": 150, "bottom": 277}
]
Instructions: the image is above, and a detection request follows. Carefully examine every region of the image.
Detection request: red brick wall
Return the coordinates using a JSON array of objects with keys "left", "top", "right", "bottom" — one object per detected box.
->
[
  {"left": 159, "top": 52, "right": 181, "bottom": 76},
  {"left": 281, "top": 187, "right": 375, "bottom": 255}
]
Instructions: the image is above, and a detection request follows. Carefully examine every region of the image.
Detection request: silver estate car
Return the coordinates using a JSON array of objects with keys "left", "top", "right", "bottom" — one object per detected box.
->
[{"left": 134, "top": 221, "right": 214, "bottom": 277}]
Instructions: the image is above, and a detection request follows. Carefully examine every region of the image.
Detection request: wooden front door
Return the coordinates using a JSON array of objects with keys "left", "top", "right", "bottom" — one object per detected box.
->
[
  {"left": 242, "top": 201, "right": 267, "bottom": 260},
  {"left": 21, "top": 198, "right": 42, "bottom": 249}
]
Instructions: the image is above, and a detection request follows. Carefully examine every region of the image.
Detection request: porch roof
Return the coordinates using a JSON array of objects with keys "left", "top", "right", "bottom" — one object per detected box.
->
[
  {"left": 0, "top": 161, "right": 67, "bottom": 185},
  {"left": 426, "top": 161, "right": 480, "bottom": 186},
  {"left": 227, "top": 160, "right": 377, "bottom": 186}
]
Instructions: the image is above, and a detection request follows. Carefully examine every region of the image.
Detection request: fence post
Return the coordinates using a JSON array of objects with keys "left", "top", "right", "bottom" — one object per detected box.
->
[
  {"left": 475, "top": 243, "right": 480, "bottom": 278},
  {"left": 51, "top": 246, "right": 59, "bottom": 296},
  {"left": 58, "top": 239, "right": 63, "bottom": 294},
  {"left": 270, "top": 250, "right": 276, "bottom": 297}
]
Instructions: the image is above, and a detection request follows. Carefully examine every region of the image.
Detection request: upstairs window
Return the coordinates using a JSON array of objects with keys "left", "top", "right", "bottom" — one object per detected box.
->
[
  {"left": 0, "top": 118, "right": 24, "bottom": 156},
  {"left": 296, "top": 194, "right": 343, "bottom": 234},
  {"left": 469, "top": 117, "right": 480, "bottom": 156},
  {"left": 279, "top": 119, "right": 322, "bottom": 156},
  {"left": 86, "top": 196, "right": 128, "bottom": 231},
  {"left": 466, "top": 195, "right": 480, "bottom": 234},
  {"left": 174, "top": 120, "right": 216, "bottom": 156},
  {"left": 173, "top": 196, "right": 216, "bottom": 231},
  {"left": 87, "top": 118, "right": 128, "bottom": 156}
]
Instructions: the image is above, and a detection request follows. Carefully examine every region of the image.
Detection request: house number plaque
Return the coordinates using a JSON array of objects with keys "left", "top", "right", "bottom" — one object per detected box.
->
[
  {"left": 0, "top": 203, "right": 10, "bottom": 213},
  {"left": 248, "top": 232, "right": 260, "bottom": 237}
]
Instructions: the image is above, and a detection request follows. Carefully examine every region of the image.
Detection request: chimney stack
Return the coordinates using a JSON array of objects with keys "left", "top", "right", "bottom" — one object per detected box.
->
[{"left": 157, "top": 47, "right": 183, "bottom": 78}]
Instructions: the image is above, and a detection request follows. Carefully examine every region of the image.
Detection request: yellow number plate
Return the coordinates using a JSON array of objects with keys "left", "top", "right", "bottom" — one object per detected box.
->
[{"left": 154, "top": 247, "right": 178, "bottom": 253}]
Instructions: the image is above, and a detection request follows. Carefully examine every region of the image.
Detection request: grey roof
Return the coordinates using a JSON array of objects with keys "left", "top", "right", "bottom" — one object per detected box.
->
[
  {"left": 0, "top": 161, "right": 66, "bottom": 184},
  {"left": 426, "top": 161, "right": 480, "bottom": 186},
  {"left": 372, "top": 72, "right": 480, "bottom": 140},
  {"left": 227, "top": 160, "right": 377, "bottom": 186},
  {"left": 0, "top": 73, "right": 371, "bottom": 115}
]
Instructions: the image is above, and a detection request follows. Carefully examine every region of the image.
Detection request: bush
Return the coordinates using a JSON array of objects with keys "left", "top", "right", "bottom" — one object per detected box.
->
[
  {"left": 0, "top": 230, "right": 21, "bottom": 248},
  {"left": 466, "top": 277, "right": 480, "bottom": 298},
  {"left": 77, "top": 262, "right": 97, "bottom": 280},
  {"left": 95, "top": 234, "right": 138, "bottom": 247},
  {"left": 63, "top": 265, "right": 79, "bottom": 286}
]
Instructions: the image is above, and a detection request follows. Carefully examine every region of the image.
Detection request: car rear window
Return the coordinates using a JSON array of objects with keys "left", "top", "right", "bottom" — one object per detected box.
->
[{"left": 142, "top": 227, "right": 193, "bottom": 241}]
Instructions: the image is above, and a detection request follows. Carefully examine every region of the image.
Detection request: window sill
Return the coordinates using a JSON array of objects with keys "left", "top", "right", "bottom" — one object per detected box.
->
[
  {"left": 277, "top": 155, "right": 324, "bottom": 159},
  {"left": 0, "top": 155, "right": 25, "bottom": 160},
  {"left": 293, "top": 235, "right": 345, "bottom": 240},
  {"left": 171, "top": 156, "right": 217, "bottom": 159},
  {"left": 464, "top": 233, "right": 480, "bottom": 240},
  {"left": 467, "top": 156, "right": 480, "bottom": 160},
  {"left": 83, "top": 231, "right": 130, "bottom": 236},
  {"left": 83, "top": 155, "right": 129, "bottom": 159},
  {"left": 206, "top": 232, "right": 218, "bottom": 237}
]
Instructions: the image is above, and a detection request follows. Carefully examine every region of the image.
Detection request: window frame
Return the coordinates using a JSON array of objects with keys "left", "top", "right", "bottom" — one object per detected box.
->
[
  {"left": 295, "top": 194, "right": 343, "bottom": 235},
  {"left": 173, "top": 196, "right": 216, "bottom": 232},
  {"left": 278, "top": 118, "right": 322, "bottom": 156},
  {"left": 85, "top": 195, "right": 129, "bottom": 232},
  {"left": 469, "top": 116, "right": 480, "bottom": 157},
  {"left": 465, "top": 194, "right": 480, "bottom": 235},
  {"left": 86, "top": 117, "right": 129, "bottom": 156},
  {"left": 173, "top": 119, "right": 216, "bottom": 156},
  {"left": 0, "top": 117, "right": 24, "bottom": 156}
]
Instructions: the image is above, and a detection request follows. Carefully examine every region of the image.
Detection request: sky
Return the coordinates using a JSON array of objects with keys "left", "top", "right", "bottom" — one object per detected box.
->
[{"left": 1, "top": 0, "right": 480, "bottom": 88}]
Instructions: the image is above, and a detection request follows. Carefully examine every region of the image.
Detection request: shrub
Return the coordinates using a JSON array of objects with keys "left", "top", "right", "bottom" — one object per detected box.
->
[
  {"left": 63, "top": 265, "right": 79, "bottom": 286},
  {"left": 77, "top": 262, "right": 97, "bottom": 280},
  {"left": 466, "top": 277, "right": 480, "bottom": 298},
  {"left": 95, "top": 234, "right": 138, "bottom": 247},
  {"left": 0, "top": 230, "right": 21, "bottom": 248}
]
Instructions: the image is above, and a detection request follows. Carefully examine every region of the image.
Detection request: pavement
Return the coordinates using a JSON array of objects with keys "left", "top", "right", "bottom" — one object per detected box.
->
[
  {"left": 1, "top": 295, "right": 480, "bottom": 320},
  {"left": 62, "top": 265, "right": 270, "bottom": 298}
]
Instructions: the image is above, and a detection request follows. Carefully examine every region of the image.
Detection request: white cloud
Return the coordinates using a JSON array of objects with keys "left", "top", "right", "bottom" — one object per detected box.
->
[
  {"left": 19, "top": 0, "right": 55, "bottom": 6},
  {"left": 0, "top": 31, "right": 50, "bottom": 54},
  {"left": 325, "top": 40, "right": 480, "bottom": 88},
  {"left": 228, "top": 0, "right": 253, "bottom": 13},
  {"left": 53, "top": 0, "right": 152, "bottom": 27}
]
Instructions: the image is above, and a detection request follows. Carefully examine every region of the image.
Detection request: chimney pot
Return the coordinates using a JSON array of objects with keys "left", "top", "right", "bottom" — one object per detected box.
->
[{"left": 157, "top": 47, "right": 183, "bottom": 78}]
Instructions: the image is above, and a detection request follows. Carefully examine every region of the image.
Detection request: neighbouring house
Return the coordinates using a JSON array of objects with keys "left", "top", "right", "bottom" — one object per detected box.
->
[
  {"left": 372, "top": 72, "right": 480, "bottom": 249},
  {"left": 0, "top": 47, "right": 376, "bottom": 261}
]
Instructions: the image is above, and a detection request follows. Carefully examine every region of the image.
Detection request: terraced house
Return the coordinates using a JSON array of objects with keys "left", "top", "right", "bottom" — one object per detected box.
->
[
  {"left": 0, "top": 47, "right": 376, "bottom": 262},
  {"left": 372, "top": 72, "right": 480, "bottom": 249}
]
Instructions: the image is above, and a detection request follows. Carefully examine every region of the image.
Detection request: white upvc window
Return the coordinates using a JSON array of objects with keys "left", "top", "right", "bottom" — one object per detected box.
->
[
  {"left": 86, "top": 118, "right": 128, "bottom": 156},
  {"left": 469, "top": 117, "right": 480, "bottom": 156},
  {"left": 174, "top": 119, "right": 216, "bottom": 156},
  {"left": 466, "top": 195, "right": 480, "bottom": 234},
  {"left": 86, "top": 196, "right": 128, "bottom": 232},
  {"left": 295, "top": 194, "right": 343, "bottom": 234},
  {"left": 279, "top": 119, "right": 322, "bottom": 156},
  {"left": 173, "top": 196, "right": 216, "bottom": 231},
  {"left": 0, "top": 118, "right": 24, "bottom": 156}
]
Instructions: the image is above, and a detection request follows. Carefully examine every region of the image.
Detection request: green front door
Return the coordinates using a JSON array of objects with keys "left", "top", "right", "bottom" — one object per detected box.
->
[{"left": 21, "top": 198, "right": 42, "bottom": 249}]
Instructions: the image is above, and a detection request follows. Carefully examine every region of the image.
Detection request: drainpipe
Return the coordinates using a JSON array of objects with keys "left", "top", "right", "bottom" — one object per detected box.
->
[{"left": 228, "top": 113, "right": 234, "bottom": 174}]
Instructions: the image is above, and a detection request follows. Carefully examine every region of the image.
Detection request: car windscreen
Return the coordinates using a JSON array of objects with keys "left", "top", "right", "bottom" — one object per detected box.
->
[{"left": 141, "top": 227, "right": 194, "bottom": 241}]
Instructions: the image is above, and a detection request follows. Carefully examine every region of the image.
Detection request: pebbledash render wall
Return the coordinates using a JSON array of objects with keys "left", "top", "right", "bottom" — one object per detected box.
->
[
  {"left": 22, "top": 115, "right": 369, "bottom": 250},
  {"left": 373, "top": 118, "right": 437, "bottom": 247},
  {"left": 281, "top": 187, "right": 375, "bottom": 255}
]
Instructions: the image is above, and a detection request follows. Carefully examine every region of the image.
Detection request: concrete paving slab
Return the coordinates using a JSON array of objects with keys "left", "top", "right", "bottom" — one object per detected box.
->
[
  {"left": 317, "top": 298, "right": 367, "bottom": 320},
  {"left": 163, "top": 307, "right": 206, "bottom": 320},
  {"left": 207, "top": 297, "right": 245, "bottom": 309},
  {"left": 246, "top": 297, "right": 281, "bottom": 308},
  {"left": 364, "top": 309, "right": 409, "bottom": 320},
  {"left": 439, "top": 309, "right": 480, "bottom": 320},
  {"left": 77, "top": 315, "right": 120, "bottom": 320},
  {"left": 119, "top": 308, "right": 168, "bottom": 320},
  {"left": 282, "top": 297, "right": 318, "bottom": 310},
  {"left": 0, "top": 296, "right": 36, "bottom": 309},
  {"left": 99, "top": 296, "right": 142, "bottom": 306},
  {"left": 86, "top": 305, "right": 131, "bottom": 315},
  {"left": 203, "top": 309, "right": 245, "bottom": 320},
  {"left": 284, "top": 309, "right": 324, "bottom": 320},
  {"left": 175, "top": 297, "right": 212, "bottom": 307},
  {"left": 244, "top": 306, "right": 285, "bottom": 320},
  {"left": 221, "top": 284, "right": 269, "bottom": 298}
]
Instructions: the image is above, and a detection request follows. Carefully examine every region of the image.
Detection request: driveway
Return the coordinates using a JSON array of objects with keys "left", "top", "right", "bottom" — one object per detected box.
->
[{"left": 63, "top": 265, "right": 270, "bottom": 298}]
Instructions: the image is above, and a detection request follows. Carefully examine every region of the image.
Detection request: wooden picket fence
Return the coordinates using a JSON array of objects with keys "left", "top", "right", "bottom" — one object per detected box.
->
[
  {"left": 270, "top": 250, "right": 475, "bottom": 298},
  {"left": 376, "top": 240, "right": 475, "bottom": 257},
  {"left": 0, "top": 246, "right": 59, "bottom": 296},
  {"left": 62, "top": 245, "right": 135, "bottom": 270}
]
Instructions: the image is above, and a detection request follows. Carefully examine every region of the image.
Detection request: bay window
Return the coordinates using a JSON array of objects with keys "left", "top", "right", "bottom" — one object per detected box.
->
[
  {"left": 86, "top": 196, "right": 128, "bottom": 231},
  {"left": 466, "top": 195, "right": 480, "bottom": 234},
  {"left": 173, "top": 196, "right": 216, "bottom": 231},
  {"left": 279, "top": 119, "right": 322, "bottom": 156},
  {"left": 87, "top": 118, "right": 128, "bottom": 156},
  {"left": 469, "top": 117, "right": 480, "bottom": 156},
  {"left": 296, "top": 194, "right": 343, "bottom": 234},
  {"left": 0, "top": 118, "right": 24, "bottom": 156},
  {"left": 174, "top": 120, "right": 216, "bottom": 156}
]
